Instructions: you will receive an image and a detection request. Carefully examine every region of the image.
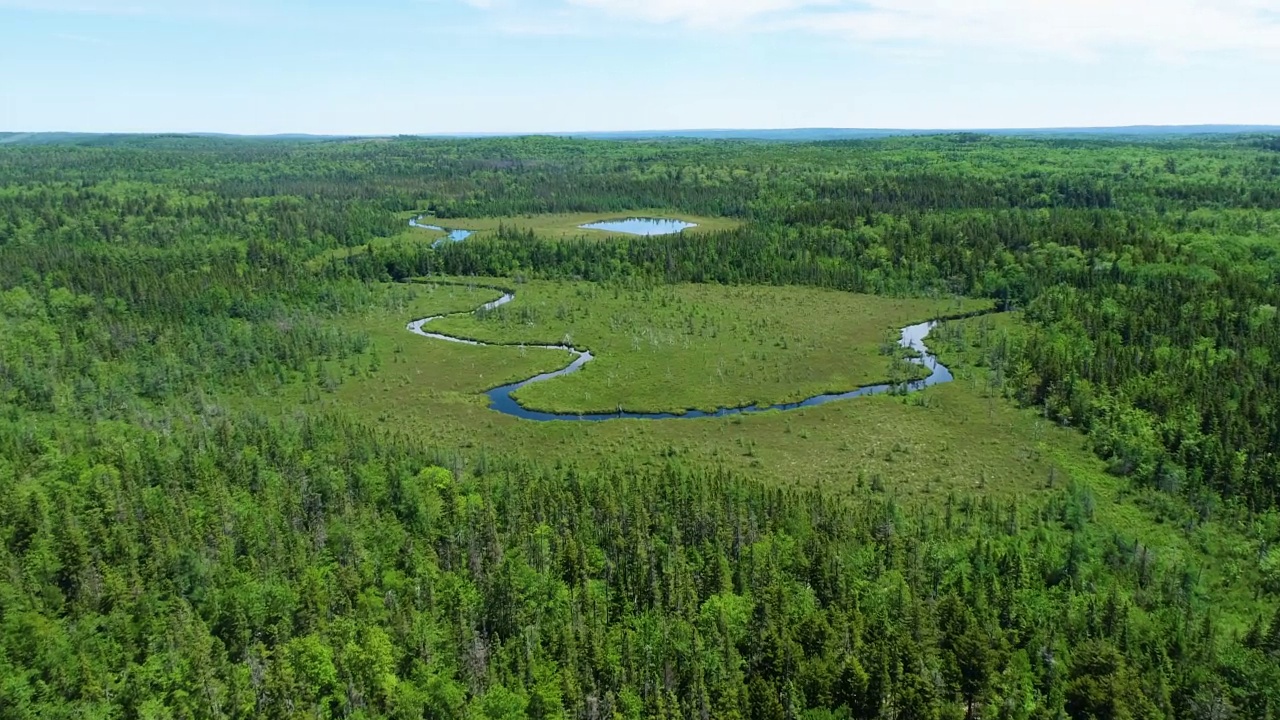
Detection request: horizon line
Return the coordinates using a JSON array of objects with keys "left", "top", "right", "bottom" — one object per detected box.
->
[{"left": 3, "top": 124, "right": 1280, "bottom": 140}]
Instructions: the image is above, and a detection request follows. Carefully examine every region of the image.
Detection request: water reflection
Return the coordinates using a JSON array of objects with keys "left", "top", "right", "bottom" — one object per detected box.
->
[{"left": 579, "top": 218, "right": 697, "bottom": 236}]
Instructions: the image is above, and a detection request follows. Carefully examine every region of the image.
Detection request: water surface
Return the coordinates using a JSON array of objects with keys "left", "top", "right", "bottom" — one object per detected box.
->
[
  {"left": 410, "top": 216, "right": 473, "bottom": 247},
  {"left": 579, "top": 218, "right": 697, "bottom": 236}
]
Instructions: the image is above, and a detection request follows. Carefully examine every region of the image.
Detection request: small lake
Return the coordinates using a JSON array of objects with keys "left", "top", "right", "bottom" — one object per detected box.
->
[{"left": 580, "top": 218, "right": 697, "bottom": 236}]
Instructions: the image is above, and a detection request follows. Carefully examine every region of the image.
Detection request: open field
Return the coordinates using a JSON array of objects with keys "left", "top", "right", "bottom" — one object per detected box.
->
[
  {"left": 428, "top": 279, "right": 990, "bottom": 413},
  {"left": 247, "top": 280, "right": 1030, "bottom": 495},
  {"left": 235, "top": 280, "right": 1107, "bottom": 497}
]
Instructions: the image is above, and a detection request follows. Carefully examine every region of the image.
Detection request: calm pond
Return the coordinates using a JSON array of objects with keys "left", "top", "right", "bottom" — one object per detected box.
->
[{"left": 579, "top": 218, "right": 697, "bottom": 236}]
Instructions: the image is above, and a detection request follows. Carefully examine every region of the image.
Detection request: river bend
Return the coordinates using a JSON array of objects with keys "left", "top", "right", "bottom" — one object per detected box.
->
[
  {"left": 406, "top": 287, "right": 958, "bottom": 422},
  {"left": 406, "top": 216, "right": 960, "bottom": 422}
]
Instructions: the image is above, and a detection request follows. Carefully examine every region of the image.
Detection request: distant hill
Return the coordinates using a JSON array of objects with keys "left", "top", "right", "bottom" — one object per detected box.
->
[
  {"left": 555, "top": 126, "right": 1280, "bottom": 141},
  {"left": 0, "top": 132, "right": 115, "bottom": 146},
  {"left": 1, "top": 126, "right": 1277, "bottom": 146},
  {"left": 0, "top": 132, "right": 358, "bottom": 147}
]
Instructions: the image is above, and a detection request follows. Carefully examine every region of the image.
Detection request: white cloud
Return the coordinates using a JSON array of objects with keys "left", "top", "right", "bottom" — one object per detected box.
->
[
  {"left": 564, "top": 0, "right": 1280, "bottom": 59},
  {"left": 568, "top": 0, "right": 834, "bottom": 27},
  {"left": 11, "top": 0, "right": 1280, "bottom": 60}
]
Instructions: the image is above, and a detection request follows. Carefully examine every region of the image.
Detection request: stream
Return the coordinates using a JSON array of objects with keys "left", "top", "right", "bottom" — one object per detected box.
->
[
  {"left": 409, "top": 216, "right": 473, "bottom": 247},
  {"left": 406, "top": 287, "right": 955, "bottom": 422}
]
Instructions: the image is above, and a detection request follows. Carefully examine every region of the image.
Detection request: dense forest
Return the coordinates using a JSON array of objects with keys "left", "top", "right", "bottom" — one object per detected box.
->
[
  {"left": 1, "top": 134, "right": 1279, "bottom": 718},
  {"left": 4, "top": 413, "right": 1279, "bottom": 719}
]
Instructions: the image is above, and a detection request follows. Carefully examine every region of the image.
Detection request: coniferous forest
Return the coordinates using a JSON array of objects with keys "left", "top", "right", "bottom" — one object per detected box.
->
[{"left": 1, "top": 134, "right": 1279, "bottom": 719}]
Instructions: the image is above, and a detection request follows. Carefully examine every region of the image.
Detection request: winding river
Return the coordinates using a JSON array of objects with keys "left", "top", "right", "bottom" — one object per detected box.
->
[
  {"left": 407, "top": 216, "right": 959, "bottom": 422},
  {"left": 409, "top": 216, "right": 473, "bottom": 247}
]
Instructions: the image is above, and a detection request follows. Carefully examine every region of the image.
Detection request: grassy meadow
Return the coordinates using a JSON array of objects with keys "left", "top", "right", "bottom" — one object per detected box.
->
[
  {"left": 248, "top": 279, "right": 1026, "bottom": 495},
  {"left": 428, "top": 279, "right": 989, "bottom": 413},
  {"left": 233, "top": 277, "right": 1268, "bottom": 630}
]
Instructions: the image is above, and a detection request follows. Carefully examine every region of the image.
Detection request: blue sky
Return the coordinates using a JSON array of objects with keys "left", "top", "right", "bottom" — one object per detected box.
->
[{"left": 2, "top": 0, "right": 1279, "bottom": 134}]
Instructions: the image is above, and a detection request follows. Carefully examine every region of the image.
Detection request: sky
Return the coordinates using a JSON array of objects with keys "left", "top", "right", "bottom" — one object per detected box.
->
[{"left": 2, "top": 0, "right": 1280, "bottom": 134}]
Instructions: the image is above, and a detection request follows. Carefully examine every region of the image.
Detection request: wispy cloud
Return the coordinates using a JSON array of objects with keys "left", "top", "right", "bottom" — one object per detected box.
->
[
  {"left": 525, "top": 0, "right": 1280, "bottom": 60},
  {"left": 792, "top": 0, "right": 1280, "bottom": 60},
  {"left": 11, "top": 0, "right": 1280, "bottom": 61},
  {"left": 568, "top": 0, "right": 835, "bottom": 27}
]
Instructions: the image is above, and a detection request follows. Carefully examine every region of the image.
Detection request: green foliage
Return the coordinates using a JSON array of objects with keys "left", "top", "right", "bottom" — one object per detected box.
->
[
  {"left": 2, "top": 134, "right": 1280, "bottom": 717},
  {"left": 0, "top": 412, "right": 1273, "bottom": 718}
]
